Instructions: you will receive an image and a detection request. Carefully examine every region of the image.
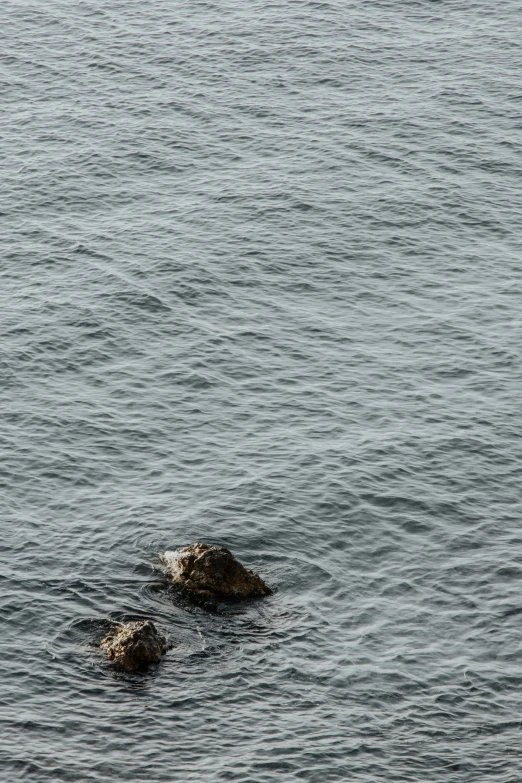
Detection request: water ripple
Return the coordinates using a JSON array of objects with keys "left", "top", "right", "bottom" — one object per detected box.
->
[{"left": 2, "top": 0, "right": 522, "bottom": 780}]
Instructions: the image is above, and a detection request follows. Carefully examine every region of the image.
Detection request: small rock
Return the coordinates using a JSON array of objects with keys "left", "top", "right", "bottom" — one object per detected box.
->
[
  {"left": 161, "top": 542, "right": 272, "bottom": 603},
  {"left": 100, "top": 620, "right": 167, "bottom": 672}
]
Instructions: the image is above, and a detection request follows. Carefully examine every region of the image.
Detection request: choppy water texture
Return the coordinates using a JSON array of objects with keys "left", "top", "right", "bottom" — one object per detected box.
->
[{"left": 2, "top": 0, "right": 522, "bottom": 780}]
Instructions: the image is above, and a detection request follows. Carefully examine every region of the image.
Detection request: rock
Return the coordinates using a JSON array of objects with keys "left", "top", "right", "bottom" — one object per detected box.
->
[
  {"left": 100, "top": 620, "right": 167, "bottom": 672},
  {"left": 161, "top": 543, "right": 272, "bottom": 603}
]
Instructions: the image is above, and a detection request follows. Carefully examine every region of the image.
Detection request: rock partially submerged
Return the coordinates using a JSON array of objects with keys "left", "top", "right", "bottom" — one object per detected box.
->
[
  {"left": 161, "top": 543, "right": 272, "bottom": 603},
  {"left": 100, "top": 620, "right": 167, "bottom": 672}
]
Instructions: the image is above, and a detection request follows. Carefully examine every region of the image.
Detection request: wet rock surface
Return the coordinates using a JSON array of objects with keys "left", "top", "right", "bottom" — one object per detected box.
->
[
  {"left": 100, "top": 620, "right": 167, "bottom": 672},
  {"left": 161, "top": 543, "right": 272, "bottom": 603}
]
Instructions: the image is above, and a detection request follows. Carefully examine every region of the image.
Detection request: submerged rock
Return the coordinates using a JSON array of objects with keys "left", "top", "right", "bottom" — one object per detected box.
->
[
  {"left": 161, "top": 543, "right": 272, "bottom": 603},
  {"left": 100, "top": 620, "right": 167, "bottom": 672}
]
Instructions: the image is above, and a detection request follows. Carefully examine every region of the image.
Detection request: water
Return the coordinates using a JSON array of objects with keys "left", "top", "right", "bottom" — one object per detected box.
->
[{"left": 2, "top": 0, "right": 522, "bottom": 780}]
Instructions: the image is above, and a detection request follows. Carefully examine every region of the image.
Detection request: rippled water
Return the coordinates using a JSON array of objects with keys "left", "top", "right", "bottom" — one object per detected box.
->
[{"left": 2, "top": 1, "right": 522, "bottom": 780}]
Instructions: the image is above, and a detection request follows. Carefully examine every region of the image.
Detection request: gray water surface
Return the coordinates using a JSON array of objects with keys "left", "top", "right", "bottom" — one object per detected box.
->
[{"left": 2, "top": 1, "right": 522, "bottom": 781}]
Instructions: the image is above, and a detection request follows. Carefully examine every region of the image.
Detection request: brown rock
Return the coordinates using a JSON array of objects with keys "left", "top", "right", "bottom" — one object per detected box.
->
[
  {"left": 100, "top": 620, "right": 167, "bottom": 672},
  {"left": 161, "top": 543, "right": 272, "bottom": 603}
]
